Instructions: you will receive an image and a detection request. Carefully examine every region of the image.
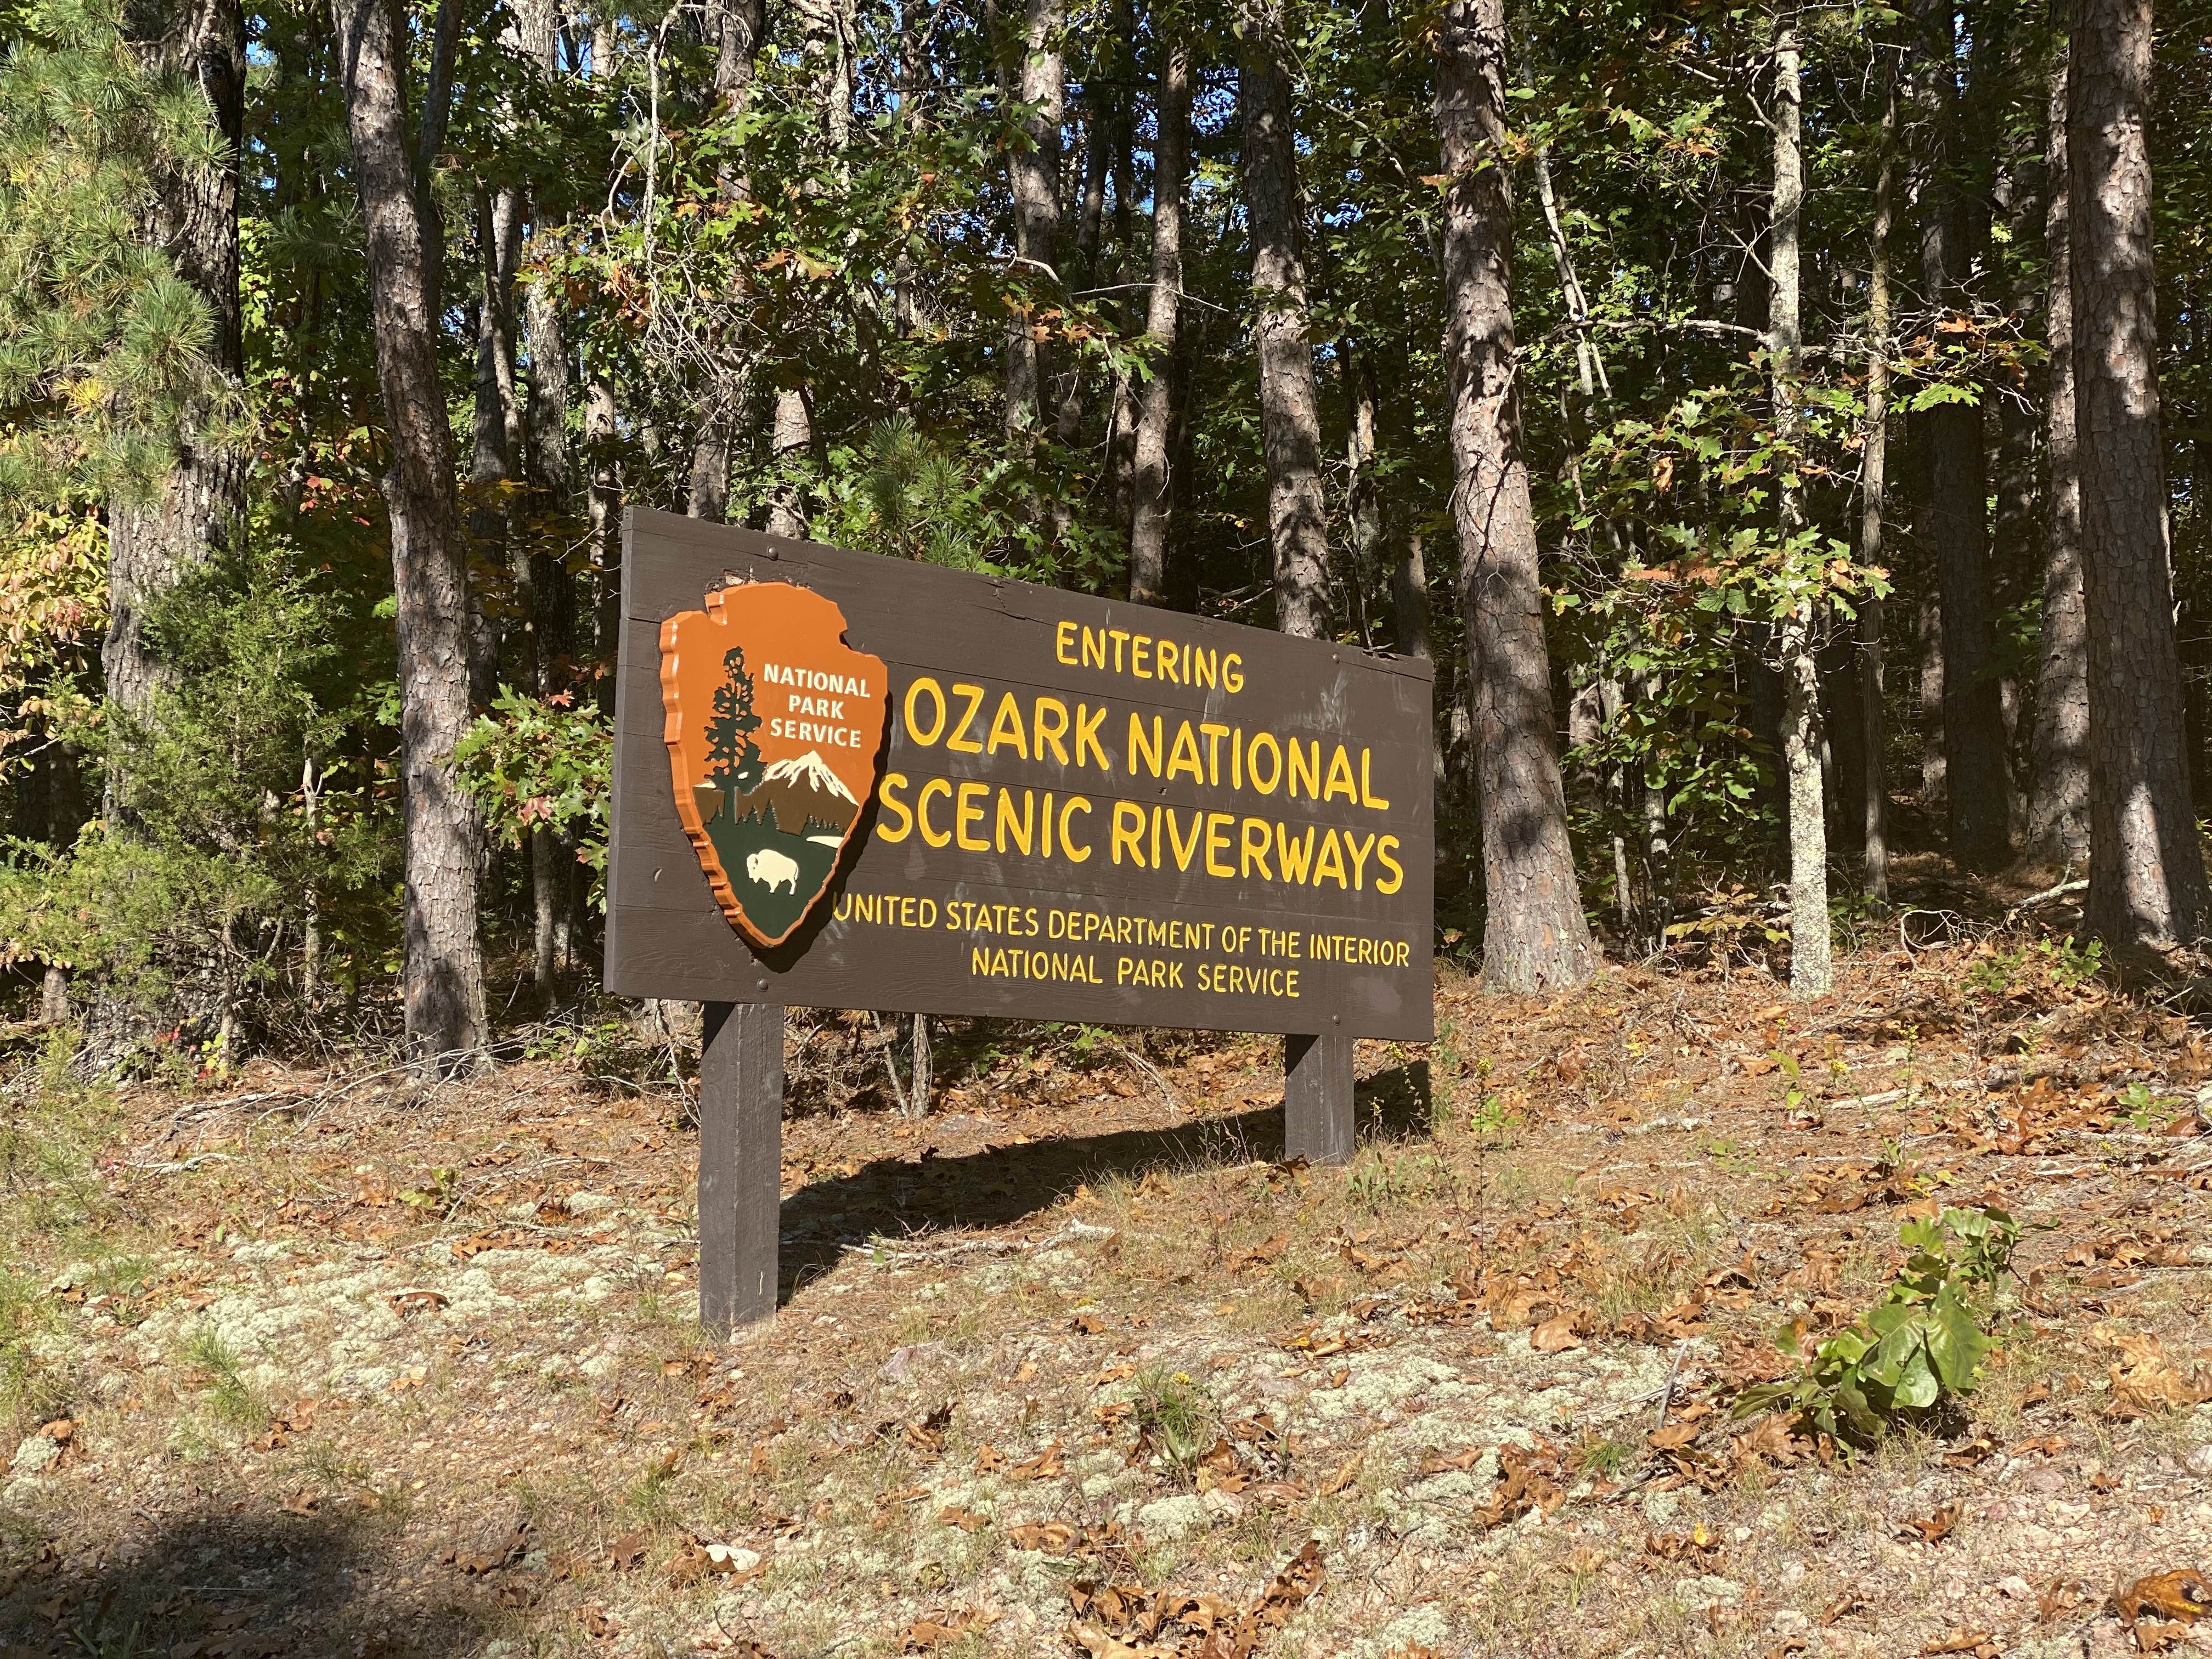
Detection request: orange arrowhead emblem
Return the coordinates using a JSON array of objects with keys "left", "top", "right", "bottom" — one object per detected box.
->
[{"left": 659, "top": 581, "right": 888, "bottom": 948}]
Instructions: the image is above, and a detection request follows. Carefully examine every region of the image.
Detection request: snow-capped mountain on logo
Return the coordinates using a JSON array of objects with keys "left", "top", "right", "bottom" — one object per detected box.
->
[
  {"left": 761, "top": 751, "right": 858, "bottom": 804},
  {"left": 746, "top": 749, "right": 861, "bottom": 839}
]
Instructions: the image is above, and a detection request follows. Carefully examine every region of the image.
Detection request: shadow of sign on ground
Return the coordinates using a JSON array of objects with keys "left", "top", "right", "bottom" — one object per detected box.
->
[{"left": 774, "top": 1059, "right": 1432, "bottom": 1302}]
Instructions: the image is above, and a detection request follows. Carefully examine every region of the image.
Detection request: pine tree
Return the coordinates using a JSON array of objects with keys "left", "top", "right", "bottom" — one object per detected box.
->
[{"left": 706, "top": 645, "right": 764, "bottom": 796}]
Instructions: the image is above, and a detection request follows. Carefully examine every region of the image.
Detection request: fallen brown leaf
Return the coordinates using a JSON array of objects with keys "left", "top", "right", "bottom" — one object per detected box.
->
[
  {"left": 1898, "top": 1502, "right": 1962, "bottom": 1544},
  {"left": 1921, "top": 1633, "right": 1999, "bottom": 1657}
]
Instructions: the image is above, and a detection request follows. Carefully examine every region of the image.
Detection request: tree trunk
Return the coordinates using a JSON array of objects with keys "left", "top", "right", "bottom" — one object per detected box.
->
[
  {"left": 1393, "top": 527, "right": 1441, "bottom": 790},
  {"left": 471, "top": 185, "right": 521, "bottom": 712},
  {"left": 2068, "top": 0, "right": 2210, "bottom": 946},
  {"left": 1127, "top": 41, "right": 1187, "bottom": 607},
  {"left": 104, "top": 0, "right": 247, "bottom": 820},
  {"left": 1918, "top": 590, "right": 1944, "bottom": 805},
  {"left": 1005, "top": 0, "right": 1065, "bottom": 439},
  {"left": 520, "top": 0, "right": 575, "bottom": 985},
  {"left": 1767, "top": 9, "right": 1829, "bottom": 998},
  {"left": 333, "top": 0, "right": 486, "bottom": 1064},
  {"left": 1343, "top": 341, "right": 1384, "bottom": 647},
  {"left": 1435, "top": 0, "right": 1593, "bottom": 993},
  {"left": 1241, "top": 0, "right": 1330, "bottom": 640},
  {"left": 763, "top": 388, "right": 813, "bottom": 538},
  {"left": 762, "top": 0, "right": 851, "bottom": 536},
  {"left": 1912, "top": 0, "right": 2011, "bottom": 869},
  {"left": 586, "top": 366, "right": 620, "bottom": 717},
  {"left": 683, "top": 0, "right": 767, "bottom": 523},
  {"left": 1859, "top": 59, "right": 1895, "bottom": 901},
  {"left": 2025, "top": 45, "right": 2090, "bottom": 870},
  {"left": 1054, "top": 101, "right": 1107, "bottom": 445}
]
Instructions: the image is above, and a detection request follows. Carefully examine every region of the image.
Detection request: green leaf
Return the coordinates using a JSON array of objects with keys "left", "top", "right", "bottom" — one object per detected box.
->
[
  {"left": 1893, "top": 1345, "right": 1940, "bottom": 1409},
  {"left": 1927, "top": 1285, "right": 1989, "bottom": 1390}
]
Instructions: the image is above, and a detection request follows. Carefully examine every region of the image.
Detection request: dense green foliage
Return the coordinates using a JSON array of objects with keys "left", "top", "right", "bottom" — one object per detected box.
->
[{"left": 1, "top": 0, "right": 2209, "bottom": 1048}]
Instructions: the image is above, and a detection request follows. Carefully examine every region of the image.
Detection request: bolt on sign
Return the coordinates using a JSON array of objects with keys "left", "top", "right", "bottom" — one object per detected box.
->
[{"left": 607, "top": 509, "right": 1435, "bottom": 1041}]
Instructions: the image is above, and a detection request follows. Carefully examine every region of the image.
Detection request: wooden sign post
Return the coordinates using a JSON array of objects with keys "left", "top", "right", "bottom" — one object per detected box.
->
[{"left": 607, "top": 510, "right": 1434, "bottom": 1334}]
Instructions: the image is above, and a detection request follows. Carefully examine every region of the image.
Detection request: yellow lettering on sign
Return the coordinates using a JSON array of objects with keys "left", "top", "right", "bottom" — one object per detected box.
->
[
  {"left": 904, "top": 678, "right": 946, "bottom": 746},
  {"left": 1361, "top": 748, "right": 1390, "bottom": 810},
  {"left": 1110, "top": 800, "right": 1147, "bottom": 867},
  {"left": 995, "top": 788, "right": 1034, "bottom": 855},
  {"left": 955, "top": 780, "right": 989, "bottom": 851},
  {"left": 1346, "top": 830, "right": 1378, "bottom": 890},
  {"left": 1374, "top": 834, "right": 1404, "bottom": 894},
  {"left": 1240, "top": 816, "right": 1273, "bottom": 879},
  {"left": 1128, "top": 713, "right": 1163, "bottom": 778},
  {"left": 1166, "top": 721, "right": 1204, "bottom": 784},
  {"left": 986, "top": 692, "right": 1028, "bottom": 759},
  {"left": 1204, "top": 811, "right": 1234, "bottom": 877},
  {"left": 1059, "top": 795, "right": 1093, "bottom": 862},
  {"left": 946, "top": 683, "right": 986, "bottom": 752},
  {"left": 1324, "top": 744, "right": 1359, "bottom": 804},
  {"left": 1248, "top": 732, "right": 1282, "bottom": 795},
  {"left": 874, "top": 771, "right": 913, "bottom": 843},
  {"left": 1165, "top": 807, "right": 1203, "bottom": 871},
  {"left": 1074, "top": 704, "right": 1111, "bottom": 772},
  {"left": 916, "top": 777, "right": 952, "bottom": 848},
  {"left": 1312, "top": 827, "right": 1349, "bottom": 889},
  {"left": 1033, "top": 696, "right": 1071, "bottom": 765}
]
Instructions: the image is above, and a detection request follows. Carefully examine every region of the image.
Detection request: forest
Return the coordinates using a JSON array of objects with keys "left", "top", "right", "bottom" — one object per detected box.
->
[
  {"left": 1, "top": 0, "right": 2210, "bottom": 1060},
  {"left": 9, "top": 0, "right": 2212, "bottom": 1649}
]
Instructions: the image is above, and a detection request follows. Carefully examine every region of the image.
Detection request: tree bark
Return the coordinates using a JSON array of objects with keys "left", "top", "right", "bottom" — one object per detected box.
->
[
  {"left": 521, "top": 65, "right": 575, "bottom": 989},
  {"left": 763, "top": 0, "right": 851, "bottom": 536},
  {"left": 1241, "top": 0, "right": 1330, "bottom": 640},
  {"left": 1127, "top": 41, "right": 1187, "bottom": 607},
  {"left": 1768, "top": 9, "right": 1829, "bottom": 998},
  {"left": 334, "top": 0, "right": 486, "bottom": 1064},
  {"left": 470, "top": 184, "right": 521, "bottom": 712},
  {"left": 1435, "top": 0, "right": 1593, "bottom": 993},
  {"left": 2068, "top": 0, "right": 2210, "bottom": 945},
  {"left": 2025, "top": 44, "right": 2090, "bottom": 870},
  {"left": 1005, "top": 0, "right": 1065, "bottom": 440},
  {"left": 1918, "top": 590, "right": 1944, "bottom": 804},
  {"left": 1053, "top": 100, "right": 1107, "bottom": 445},
  {"left": 684, "top": 0, "right": 766, "bottom": 523},
  {"left": 1912, "top": 0, "right": 2011, "bottom": 869},
  {"left": 104, "top": 0, "right": 247, "bottom": 819},
  {"left": 586, "top": 365, "right": 620, "bottom": 717},
  {"left": 1858, "top": 58, "right": 1895, "bottom": 901},
  {"left": 1343, "top": 340, "right": 1384, "bottom": 647}
]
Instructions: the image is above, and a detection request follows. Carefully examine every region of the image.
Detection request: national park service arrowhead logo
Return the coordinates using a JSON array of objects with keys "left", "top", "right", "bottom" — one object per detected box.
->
[{"left": 659, "top": 582, "right": 888, "bottom": 949}]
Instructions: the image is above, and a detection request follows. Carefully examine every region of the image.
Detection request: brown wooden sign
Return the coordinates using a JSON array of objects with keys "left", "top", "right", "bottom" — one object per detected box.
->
[{"left": 607, "top": 509, "right": 1435, "bottom": 1042}]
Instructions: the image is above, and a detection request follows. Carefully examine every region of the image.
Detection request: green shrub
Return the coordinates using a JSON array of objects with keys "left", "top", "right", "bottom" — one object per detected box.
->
[{"left": 1734, "top": 1204, "right": 2019, "bottom": 1446}]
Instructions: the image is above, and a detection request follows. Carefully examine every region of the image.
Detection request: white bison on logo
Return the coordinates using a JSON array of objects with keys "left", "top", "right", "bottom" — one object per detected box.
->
[{"left": 744, "top": 847, "right": 802, "bottom": 894}]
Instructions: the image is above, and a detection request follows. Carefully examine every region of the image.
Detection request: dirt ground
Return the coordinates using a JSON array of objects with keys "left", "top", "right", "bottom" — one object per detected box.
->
[{"left": 5, "top": 908, "right": 2212, "bottom": 1658}]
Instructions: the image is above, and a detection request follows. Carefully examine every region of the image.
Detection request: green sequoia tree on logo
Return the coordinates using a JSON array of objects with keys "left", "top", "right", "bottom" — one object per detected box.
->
[{"left": 704, "top": 645, "right": 765, "bottom": 796}]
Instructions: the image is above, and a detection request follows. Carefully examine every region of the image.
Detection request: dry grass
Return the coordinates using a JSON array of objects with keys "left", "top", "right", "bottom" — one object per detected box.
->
[{"left": 3, "top": 929, "right": 2211, "bottom": 1657}]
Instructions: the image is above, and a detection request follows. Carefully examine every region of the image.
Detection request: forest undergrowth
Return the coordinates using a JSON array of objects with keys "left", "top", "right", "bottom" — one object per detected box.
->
[{"left": 3, "top": 868, "right": 2212, "bottom": 1658}]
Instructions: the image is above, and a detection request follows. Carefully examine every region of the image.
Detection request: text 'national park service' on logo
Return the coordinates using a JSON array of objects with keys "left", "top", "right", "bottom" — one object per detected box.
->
[{"left": 659, "top": 582, "right": 889, "bottom": 949}]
